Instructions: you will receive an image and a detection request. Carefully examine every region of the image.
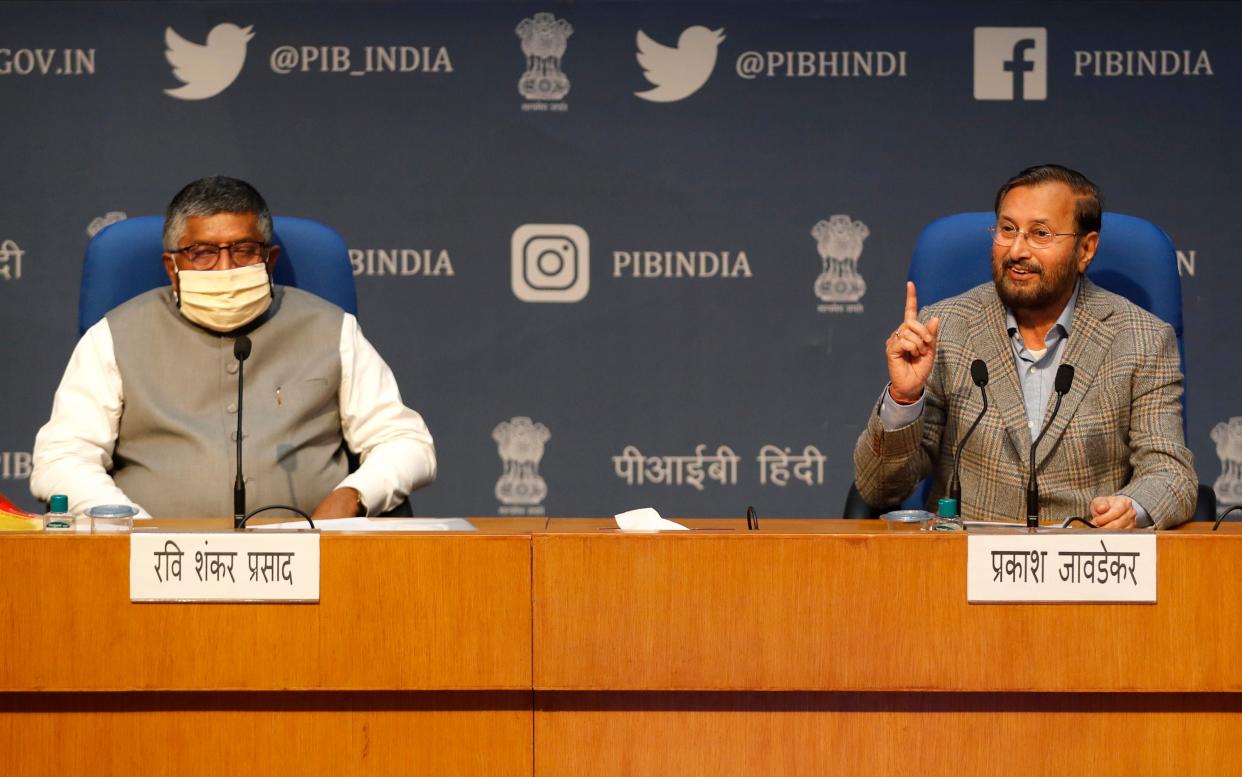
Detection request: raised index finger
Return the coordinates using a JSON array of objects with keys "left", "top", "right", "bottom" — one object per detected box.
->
[{"left": 904, "top": 281, "right": 920, "bottom": 323}]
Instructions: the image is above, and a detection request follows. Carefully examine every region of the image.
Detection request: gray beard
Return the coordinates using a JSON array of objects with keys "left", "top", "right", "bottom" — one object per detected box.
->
[{"left": 993, "top": 261, "right": 1080, "bottom": 312}]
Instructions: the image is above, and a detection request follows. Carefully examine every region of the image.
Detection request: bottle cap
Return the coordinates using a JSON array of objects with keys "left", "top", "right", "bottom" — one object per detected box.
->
[
  {"left": 87, "top": 504, "right": 137, "bottom": 519},
  {"left": 938, "top": 497, "right": 959, "bottom": 519},
  {"left": 49, "top": 494, "right": 69, "bottom": 513}
]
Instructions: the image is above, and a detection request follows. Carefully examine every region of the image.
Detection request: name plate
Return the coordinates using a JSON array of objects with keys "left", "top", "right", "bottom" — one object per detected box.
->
[
  {"left": 967, "top": 534, "right": 1156, "bottom": 603},
  {"left": 130, "top": 532, "right": 320, "bottom": 602}
]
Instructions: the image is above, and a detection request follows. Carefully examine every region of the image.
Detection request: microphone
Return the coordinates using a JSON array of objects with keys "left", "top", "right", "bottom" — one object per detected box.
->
[
  {"left": 233, "top": 335, "right": 251, "bottom": 530},
  {"left": 1026, "top": 364, "right": 1075, "bottom": 529},
  {"left": 948, "top": 359, "right": 990, "bottom": 517}
]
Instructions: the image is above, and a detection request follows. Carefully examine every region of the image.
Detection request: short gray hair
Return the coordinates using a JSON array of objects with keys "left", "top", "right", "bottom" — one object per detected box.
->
[{"left": 163, "top": 176, "right": 272, "bottom": 250}]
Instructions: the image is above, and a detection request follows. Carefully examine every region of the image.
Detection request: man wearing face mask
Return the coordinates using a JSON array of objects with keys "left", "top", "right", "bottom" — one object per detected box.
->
[{"left": 31, "top": 176, "right": 436, "bottom": 519}]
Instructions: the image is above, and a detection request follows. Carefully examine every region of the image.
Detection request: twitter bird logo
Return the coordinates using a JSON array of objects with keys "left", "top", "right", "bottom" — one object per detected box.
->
[
  {"left": 164, "top": 23, "right": 254, "bottom": 101},
  {"left": 635, "top": 26, "right": 725, "bottom": 103}
]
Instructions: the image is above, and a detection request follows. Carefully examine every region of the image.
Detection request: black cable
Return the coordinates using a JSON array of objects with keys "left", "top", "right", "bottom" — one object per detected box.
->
[
  {"left": 1212, "top": 505, "right": 1242, "bottom": 532},
  {"left": 238, "top": 504, "right": 315, "bottom": 529}
]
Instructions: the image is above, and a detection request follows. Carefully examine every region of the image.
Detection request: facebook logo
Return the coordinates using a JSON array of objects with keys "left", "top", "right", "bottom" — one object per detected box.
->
[{"left": 974, "top": 27, "right": 1047, "bottom": 101}]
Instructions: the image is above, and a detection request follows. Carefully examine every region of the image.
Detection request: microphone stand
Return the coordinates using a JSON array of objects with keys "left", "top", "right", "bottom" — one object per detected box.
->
[
  {"left": 226, "top": 336, "right": 315, "bottom": 531},
  {"left": 949, "top": 360, "right": 990, "bottom": 516},
  {"left": 1027, "top": 365, "right": 1075, "bottom": 530},
  {"left": 233, "top": 336, "right": 250, "bottom": 530}
]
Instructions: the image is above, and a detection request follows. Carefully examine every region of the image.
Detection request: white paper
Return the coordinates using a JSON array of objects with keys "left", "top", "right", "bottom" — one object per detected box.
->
[
  {"left": 250, "top": 517, "right": 476, "bottom": 532},
  {"left": 614, "top": 507, "right": 688, "bottom": 532}
]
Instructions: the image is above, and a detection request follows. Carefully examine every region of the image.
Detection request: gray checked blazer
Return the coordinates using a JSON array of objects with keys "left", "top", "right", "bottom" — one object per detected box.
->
[{"left": 853, "top": 278, "right": 1196, "bottom": 529}]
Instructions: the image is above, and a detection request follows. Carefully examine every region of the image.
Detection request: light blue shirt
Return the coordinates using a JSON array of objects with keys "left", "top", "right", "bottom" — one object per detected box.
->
[
  {"left": 1005, "top": 282, "right": 1076, "bottom": 437},
  {"left": 877, "top": 280, "right": 1149, "bottom": 525}
]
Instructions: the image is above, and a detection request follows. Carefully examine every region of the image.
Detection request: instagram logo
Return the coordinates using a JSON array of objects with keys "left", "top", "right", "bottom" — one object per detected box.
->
[{"left": 511, "top": 224, "right": 590, "bottom": 303}]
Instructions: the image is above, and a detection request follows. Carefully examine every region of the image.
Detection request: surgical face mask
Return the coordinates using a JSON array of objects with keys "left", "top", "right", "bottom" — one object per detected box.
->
[{"left": 173, "top": 263, "right": 272, "bottom": 332}]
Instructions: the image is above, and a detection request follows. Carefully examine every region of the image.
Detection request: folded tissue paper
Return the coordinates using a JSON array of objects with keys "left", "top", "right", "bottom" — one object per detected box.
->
[{"left": 614, "top": 507, "right": 688, "bottom": 532}]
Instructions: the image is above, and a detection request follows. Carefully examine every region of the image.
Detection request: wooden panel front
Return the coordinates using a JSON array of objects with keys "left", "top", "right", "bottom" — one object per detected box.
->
[
  {"left": 534, "top": 691, "right": 1242, "bottom": 777},
  {"left": 2, "top": 691, "right": 531, "bottom": 777},
  {"left": 533, "top": 520, "right": 1242, "bottom": 692},
  {"left": 0, "top": 520, "right": 536, "bottom": 691}
]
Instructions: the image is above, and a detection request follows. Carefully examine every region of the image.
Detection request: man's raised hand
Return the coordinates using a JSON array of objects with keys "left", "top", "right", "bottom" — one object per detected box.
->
[{"left": 885, "top": 281, "right": 941, "bottom": 404}]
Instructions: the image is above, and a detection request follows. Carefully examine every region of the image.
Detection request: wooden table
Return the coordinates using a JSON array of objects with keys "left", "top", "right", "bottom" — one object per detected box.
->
[
  {"left": 532, "top": 519, "right": 1242, "bottom": 776},
  {"left": 5, "top": 518, "right": 1241, "bottom": 775},
  {"left": 0, "top": 518, "right": 541, "bottom": 776}
]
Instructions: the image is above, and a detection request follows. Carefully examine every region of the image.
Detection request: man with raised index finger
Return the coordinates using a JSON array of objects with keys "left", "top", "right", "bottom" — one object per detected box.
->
[{"left": 853, "top": 164, "right": 1196, "bottom": 529}]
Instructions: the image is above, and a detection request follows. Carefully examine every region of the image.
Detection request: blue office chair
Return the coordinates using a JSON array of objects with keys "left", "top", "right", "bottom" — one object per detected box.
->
[
  {"left": 79, "top": 215, "right": 357, "bottom": 335},
  {"left": 843, "top": 212, "right": 1214, "bottom": 519}
]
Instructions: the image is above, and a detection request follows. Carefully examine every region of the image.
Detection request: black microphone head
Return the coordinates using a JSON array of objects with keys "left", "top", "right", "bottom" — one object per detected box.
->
[
  {"left": 1055, "top": 364, "right": 1075, "bottom": 395},
  {"left": 234, "top": 335, "right": 252, "bottom": 362},
  {"left": 970, "top": 359, "right": 989, "bottom": 388}
]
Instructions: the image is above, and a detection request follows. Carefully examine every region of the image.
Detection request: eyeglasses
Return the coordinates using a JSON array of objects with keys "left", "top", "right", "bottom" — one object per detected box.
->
[
  {"left": 169, "top": 241, "right": 271, "bottom": 270},
  {"left": 990, "top": 223, "right": 1083, "bottom": 250}
]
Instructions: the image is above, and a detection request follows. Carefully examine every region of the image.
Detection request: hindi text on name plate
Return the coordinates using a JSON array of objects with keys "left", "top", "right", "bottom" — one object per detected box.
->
[
  {"left": 967, "top": 534, "right": 1156, "bottom": 603},
  {"left": 131, "top": 532, "right": 319, "bottom": 602}
]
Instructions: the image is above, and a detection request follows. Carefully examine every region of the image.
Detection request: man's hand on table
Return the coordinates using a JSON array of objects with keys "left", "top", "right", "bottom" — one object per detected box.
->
[
  {"left": 312, "top": 487, "right": 364, "bottom": 520},
  {"left": 1090, "top": 495, "right": 1137, "bottom": 529}
]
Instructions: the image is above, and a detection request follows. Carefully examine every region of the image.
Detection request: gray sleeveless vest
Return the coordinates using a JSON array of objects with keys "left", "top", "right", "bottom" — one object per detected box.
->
[{"left": 107, "top": 285, "right": 348, "bottom": 517}]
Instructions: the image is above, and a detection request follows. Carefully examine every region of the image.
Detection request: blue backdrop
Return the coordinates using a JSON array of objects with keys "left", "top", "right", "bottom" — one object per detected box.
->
[{"left": 1, "top": 1, "right": 1238, "bottom": 518}]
